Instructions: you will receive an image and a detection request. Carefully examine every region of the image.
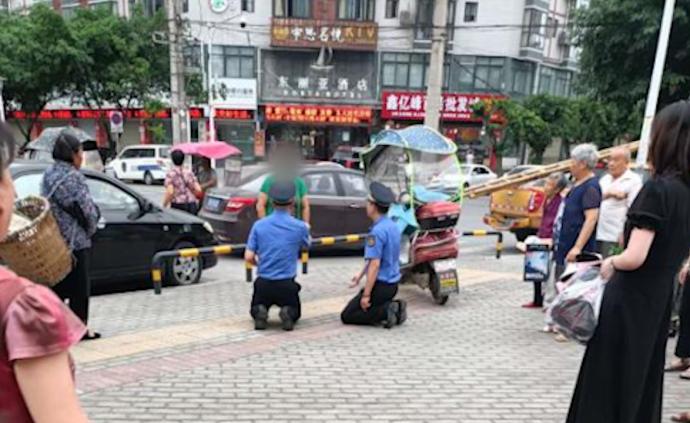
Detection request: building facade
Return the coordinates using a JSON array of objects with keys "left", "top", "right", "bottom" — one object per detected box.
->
[{"left": 5, "top": 0, "right": 584, "bottom": 161}]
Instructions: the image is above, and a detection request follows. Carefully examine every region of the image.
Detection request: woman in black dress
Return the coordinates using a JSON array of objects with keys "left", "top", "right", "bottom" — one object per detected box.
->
[{"left": 567, "top": 101, "right": 690, "bottom": 423}]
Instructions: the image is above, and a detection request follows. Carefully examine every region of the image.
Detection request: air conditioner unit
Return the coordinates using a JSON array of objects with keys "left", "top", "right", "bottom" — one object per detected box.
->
[
  {"left": 558, "top": 31, "right": 571, "bottom": 46},
  {"left": 399, "top": 10, "right": 413, "bottom": 26}
]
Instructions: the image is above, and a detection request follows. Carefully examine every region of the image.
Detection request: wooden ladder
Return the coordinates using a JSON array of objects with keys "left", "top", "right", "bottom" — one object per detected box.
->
[{"left": 464, "top": 141, "right": 640, "bottom": 199}]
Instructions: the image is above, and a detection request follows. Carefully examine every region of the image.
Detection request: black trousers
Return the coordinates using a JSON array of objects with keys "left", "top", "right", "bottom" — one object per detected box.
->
[
  {"left": 171, "top": 202, "right": 199, "bottom": 215},
  {"left": 676, "top": 283, "right": 690, "bottom": 358},
  {"left": 532, "top": 282, "right": 544, "bottom": 307},
  {"left": 52, "top": 248, "right": 91, "bottom": 325},
  {"left": 250, "top": 278, "right": 302, "bottom": 321},
  {"left": 341, "top": 282, "right": 398, "bottom": 326}
]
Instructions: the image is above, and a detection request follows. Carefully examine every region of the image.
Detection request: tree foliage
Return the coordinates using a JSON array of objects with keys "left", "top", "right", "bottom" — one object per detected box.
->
[
  {"left": 0, "top": 5, "right": 83, "bottom": 144},
  {"left": 574, "top": 0, "right": 690, "bottom": 135}
]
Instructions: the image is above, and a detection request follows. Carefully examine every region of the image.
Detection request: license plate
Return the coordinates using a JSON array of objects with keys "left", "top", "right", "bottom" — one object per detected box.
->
[
  {"left": 433, "top": 259, "right": 459, "bottom": 295},
  {"left": 206, "top": 197, "right": 222, "bottom": 212}
]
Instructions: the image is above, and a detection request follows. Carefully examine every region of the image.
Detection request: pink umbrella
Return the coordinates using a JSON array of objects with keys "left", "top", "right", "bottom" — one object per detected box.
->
[{"left": 171, "top": 141, "right": 242, "bottom": 159}]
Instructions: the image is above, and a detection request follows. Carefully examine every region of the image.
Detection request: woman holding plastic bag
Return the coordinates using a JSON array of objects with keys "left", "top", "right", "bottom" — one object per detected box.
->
[{"left": 567, "top": 101, "right": 690, "bottom": 423}]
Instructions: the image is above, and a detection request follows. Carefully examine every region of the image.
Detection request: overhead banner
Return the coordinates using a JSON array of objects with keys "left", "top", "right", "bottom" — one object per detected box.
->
[
  {"left": 381, "top": 91, "right": 505, "bottom": 121},
  {"left": 264, "top": 104, "right": 372, "bottom": 125},
  {"left": 271, "top": 18, "right": 378, "bottom": 51}
]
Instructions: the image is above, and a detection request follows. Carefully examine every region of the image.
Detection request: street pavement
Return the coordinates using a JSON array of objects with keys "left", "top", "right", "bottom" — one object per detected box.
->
[{"left": 75, "top": 184, "right": 690, "bottom": 422}]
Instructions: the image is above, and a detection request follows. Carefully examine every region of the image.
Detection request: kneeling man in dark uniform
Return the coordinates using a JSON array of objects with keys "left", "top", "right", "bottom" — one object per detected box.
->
[
  {"left": 245, "top": 181, "right": 310, "bottom": 331},
  {"left": 341, "top": 182, "right": 406, "bottom": 329}
]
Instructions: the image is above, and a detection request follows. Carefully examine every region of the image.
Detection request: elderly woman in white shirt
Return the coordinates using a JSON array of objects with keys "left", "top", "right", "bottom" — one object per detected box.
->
[{"left": 595, "top": 146, "right": 642, "bottom": 258}]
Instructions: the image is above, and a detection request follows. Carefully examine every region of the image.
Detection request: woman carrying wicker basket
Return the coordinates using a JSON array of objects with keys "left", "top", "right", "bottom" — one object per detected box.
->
[
  {"left": 0, "top": 123, "right": 90, "bottom": 422},
  {"left": 41, "top": 132, "right": 101, "bottom": 341}
]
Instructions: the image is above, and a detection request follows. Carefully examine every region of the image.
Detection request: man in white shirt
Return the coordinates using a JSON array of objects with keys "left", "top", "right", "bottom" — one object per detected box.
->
[{"left": 596, "top": 147, "right": 643, "bottom": 257}]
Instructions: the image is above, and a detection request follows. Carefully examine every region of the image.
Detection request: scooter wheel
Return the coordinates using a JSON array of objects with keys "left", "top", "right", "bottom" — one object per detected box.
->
[
  {"left": 429, "top": 270, "right": 450, "bottom": 306},
  {"left": 434, "top": 294, "right": 449, "bottom": 305}
]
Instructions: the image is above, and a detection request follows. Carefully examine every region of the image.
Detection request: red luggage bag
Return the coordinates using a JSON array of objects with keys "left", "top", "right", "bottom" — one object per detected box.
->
[
  {"left": 415, "top": 201, "right": 461, "bottom": 230},
  {"left": 412, "top": 229, "right": 459, "bottom": 264}
]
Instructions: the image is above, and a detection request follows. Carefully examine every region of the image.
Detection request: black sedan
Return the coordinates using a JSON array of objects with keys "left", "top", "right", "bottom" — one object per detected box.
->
[{"left": 11, "top": 161, "right": 218, "bottom": 289}]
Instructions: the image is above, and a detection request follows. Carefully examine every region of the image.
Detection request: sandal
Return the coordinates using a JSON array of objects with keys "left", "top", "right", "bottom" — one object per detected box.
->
[
  {"left": 81, "top": 330, "right": 102, "bottom": 341},
  {"left": 666, "top": 358, "right": 690, "bottom": 372},
  {"left": 672, "top": 412, "right": 690, "bottom": 422}
]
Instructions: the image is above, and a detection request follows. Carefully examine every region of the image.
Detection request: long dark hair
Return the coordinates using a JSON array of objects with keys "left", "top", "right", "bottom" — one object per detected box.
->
[
  {"left": 0, "top": 122, "right": 16, "bottom": 177},
  {"left": 649, "top": 101, "right": 690, "bottom": 183}
]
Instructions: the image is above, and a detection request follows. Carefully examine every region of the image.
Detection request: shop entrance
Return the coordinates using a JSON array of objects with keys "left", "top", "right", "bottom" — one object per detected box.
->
[{"left": 266, "top": 124, "right": 370, "bottom": 161}]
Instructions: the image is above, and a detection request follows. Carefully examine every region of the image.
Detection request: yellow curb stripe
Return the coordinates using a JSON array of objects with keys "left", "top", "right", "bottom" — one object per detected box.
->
[
  {"left": 178, "top": 248, "right": 200, "bottom": 258},
  {"left": 214, "top": 245, "right": 233, "bottom": 255},
  {"left": 345, "top": 235, "right": 361, "bottom": 243}
]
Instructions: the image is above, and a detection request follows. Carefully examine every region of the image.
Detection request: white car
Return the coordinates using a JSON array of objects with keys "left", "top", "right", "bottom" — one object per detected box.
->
[
  {"left": 460, "top": 164, "right": 497, "bottom": 188},
  {"left": 106, "top": 145, "right": 171, "bottom": 185}
]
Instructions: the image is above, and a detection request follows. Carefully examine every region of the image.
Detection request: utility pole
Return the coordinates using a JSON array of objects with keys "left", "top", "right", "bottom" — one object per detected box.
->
[
  {"left": 637, "top": 0, "right": 676, "bottom": 166},
  {"left": 423, "top": 0, "right": 448, "bottom": 130},
  {"left": 167, "top": 0, "right": 188, "bottom": 144}
]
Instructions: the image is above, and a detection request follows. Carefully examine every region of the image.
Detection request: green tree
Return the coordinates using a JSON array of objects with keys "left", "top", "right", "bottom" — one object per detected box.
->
[
  {"left": 501, "top": 100, "right": 552, "bottom": 164},
  {"left": 0, "top": 6, "right": 83, "bottom": 145},
  {"left": 68, "top": 7, "right": 169, "bottom": 151},
  {"left": 574, "top": 0, "right": 690, "bottom": 135}
]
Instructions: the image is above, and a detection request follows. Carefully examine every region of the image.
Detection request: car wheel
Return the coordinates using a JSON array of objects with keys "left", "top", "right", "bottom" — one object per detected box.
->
[
  {"left": 463, "top": 182, "right": 470, "bottom": 190},
  {"left": 143, "top": 171, "right": 154, "bottom": 186},
  {"left": 165, "top": 241, "right": 202, "bottom": 286}
]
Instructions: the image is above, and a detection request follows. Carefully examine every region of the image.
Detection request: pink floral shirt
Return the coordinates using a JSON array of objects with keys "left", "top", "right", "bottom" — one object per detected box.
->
[
  {"left": 0, "top": 268, "right": 86, "bottom": 423},
  {"left": 165, "top": 167, "right": 199, "bottom": 205}
]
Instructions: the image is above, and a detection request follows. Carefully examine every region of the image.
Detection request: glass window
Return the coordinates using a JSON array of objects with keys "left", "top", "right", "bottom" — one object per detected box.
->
[
  {"left": 546, "top": 17, "right": 559, "bottom": 38},
  {"left": 464, "top": 1, "right": 478, "bottom": 22},
  {"left": 409, "top": 63, "right": 425, "bottom": 88},
  {"left": 274, "top": 0, "right": 310, "bottom": 18},
  {"left": 385, "top": 0, "right": 398, "bottom": 18},
  {"left": 338, "top": 0, "right": 375, "bottom": 21},
  {"left": 211, "top": 46, "right": 255, "bottom": 79},
  {"left": 539, "top": 67, "right": 555, "bottom": 94},
  {"left": 521, "top": 9, "right": 546, "bottom": 49},
  {"left": 339, "top": 173, "right": 368, "bottom": 198},
  {"left": 120, "top": 149, "right": 139, "bottom": 159},
  {"left": 159, "top": 147, "right": 170, "bottom": 158},
  {"left": 241, "top": 0, "right": 254, "bottom": 12},
  {"left": 474, "top": 57, "right": 504, "bottom": 92},
  {"left": 86, "top": 179, "right": 140, "bottom": 213},
  {"left": 139, "top": 149, "right": 155, "bottom": 158},
  {"left": 303, "top": 173, "right": 338, "bottom": 196},
  {"left": 381, "top": 53, "right": 449, "bottom": 89},
  {"left": 416, "top": 0, "right": 455, "bottom": 40},
  {"left": 511, "top": 61, "right": 534, "bottom": 95},
  {"left": 554, "top": 69, "right": 572, "bottom": 97},
  {"left": 240, "top": 173, "right": 269, "bottom": 193},
  {"left": 14, "top": 173, "right": 43, "bottom": 199}
]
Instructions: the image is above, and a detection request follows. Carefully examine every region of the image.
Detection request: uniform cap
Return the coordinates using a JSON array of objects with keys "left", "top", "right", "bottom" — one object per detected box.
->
[
  {"left": 368, "top": 181, "right": 395, "bottom": 207},
  {"left": 269, "top": 180, "right": 296, "bottom": 205}
]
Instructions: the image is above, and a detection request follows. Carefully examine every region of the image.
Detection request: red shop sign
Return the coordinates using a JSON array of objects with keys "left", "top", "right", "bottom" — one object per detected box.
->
[
  {"left": 264, "top": 104, "right": 372, "bottom": 125},
  {"left": 7, "top": 107, "right": 210, "bottom": 120},
  {"left": 381, "top": 91, "right": 505, "bottom": 122}
]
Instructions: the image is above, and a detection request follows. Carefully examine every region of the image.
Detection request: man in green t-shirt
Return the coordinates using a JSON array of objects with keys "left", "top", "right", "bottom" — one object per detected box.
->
[{"left": 257, "top": 175, "right": 310, "bottom": 224}]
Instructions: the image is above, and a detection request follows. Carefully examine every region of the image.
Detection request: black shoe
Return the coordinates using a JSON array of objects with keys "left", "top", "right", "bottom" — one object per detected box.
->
[
  {"left": 81, "top": 330, "right": 102, "bottom": 341},
  {"left": 395, "top": 300, "right": 407, "bottom": 325},
  {"left": 383, "top": 302, "right": 399, "bottom": 329},
  {"left": 279, "top": 307, "right": 295, "bottom": 331},
  {"left": 253, "top": 305, "right": 268, "bottom": 330}
]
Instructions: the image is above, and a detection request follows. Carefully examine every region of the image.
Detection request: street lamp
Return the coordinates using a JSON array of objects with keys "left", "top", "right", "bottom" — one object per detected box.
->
[{"left": 0, "top": 77, "right": 6, "bottom": 123}]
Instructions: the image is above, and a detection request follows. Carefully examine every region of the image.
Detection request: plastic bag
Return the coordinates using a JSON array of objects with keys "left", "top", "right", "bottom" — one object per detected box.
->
[{"left": 547, "top": 265, "right": 605, "bottom": 345}]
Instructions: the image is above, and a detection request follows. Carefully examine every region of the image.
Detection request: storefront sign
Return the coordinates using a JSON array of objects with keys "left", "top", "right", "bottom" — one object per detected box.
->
[
  {"left": 380, "top": 91, "right": 505, "bottom": 122},
  {"left": 264, "top": 104, "right": 372, "bottom": 125},
  {"left": 7, "top": 107, "right": 252, "bottom": 121},
  {"left": 211, "top": 78, "right": 257, "bottom": 110},
  {"left": 271, "top": 18, "right": 377, "bottom": 51},
  {"left": 262, "top": 50, "right": 377, "bottom": 104}
]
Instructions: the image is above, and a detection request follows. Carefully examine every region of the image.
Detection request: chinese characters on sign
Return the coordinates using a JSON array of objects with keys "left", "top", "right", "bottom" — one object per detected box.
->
[
  {"left": 264, "top": 104, "right": 372, "bottom": 125},
  {"left": 211, "top": 78, "right": 257, "bottom": 110},
  {"left": 381, "top": 91, "right": 506, "bottom": 122},
  {"left": 275, "top": 75, "right": 369, "bottom": 100},
  {"left": 7, "top": 108, "right": 253, "bottom": 121},
  {"left": 271, "top": 18, "right": 378, "bottom": 50}
]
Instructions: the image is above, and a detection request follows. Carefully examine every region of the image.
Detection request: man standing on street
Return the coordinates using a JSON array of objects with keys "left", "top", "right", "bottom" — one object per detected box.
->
[
  {"left": 596, "top": 147, "right": 642, "bottom": 257},
  {"left": 341, "top": 182, "right": 406, "bottom": 329},
  {"left": 256, "top": 143, "right": 311, "bottom": 225},
  {"left": 245, "top": 181, "right": 310, "bottom": 331}
]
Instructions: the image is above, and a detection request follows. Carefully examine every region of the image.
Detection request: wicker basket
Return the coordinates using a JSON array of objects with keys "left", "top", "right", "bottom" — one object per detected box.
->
[{"left": 0, "top": 196, "right": 72, "bottom": 286}]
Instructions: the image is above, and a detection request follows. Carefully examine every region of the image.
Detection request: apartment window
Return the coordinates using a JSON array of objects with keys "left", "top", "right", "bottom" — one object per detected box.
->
[
  {"left": 338, "top": 0, "right": 375, "bottom": 20},
  {"left": 464, "top": 2, "right": 478, "bottom": 22},
  {"left": 511, "top": 60, "right": 534, "bottom": 95},
  {"left": 538, "top": 66, "right": 555, "bottom": 94},
  {"left": 553, "top": 69, "right": 572, "bottom": 96},
  {"left": 521, "top": 9, "right": 546, "bottom": 49},
  {"left": 385, "top": 0, "right": 398, "bottom": 18},
  {"left": 274, "top": 0, "right": 310, "bottom": 18},
  {"left": 474, "top": 57, "right": 504, "bottom": 92},
  {"left": 416, "top": 0, "right": 456, "bottom": 41},
  {"left": 546, "top": 17, "right": 559, "bottom": 37},
  {"left": 381, "top": 53, "right": 449, "bottom": 89},
  {"left": 241, "top": 0, "right": 254, "bottom": 12},
  {"left": 211, "top": 46, "right": 255, "bottom": 79}
]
